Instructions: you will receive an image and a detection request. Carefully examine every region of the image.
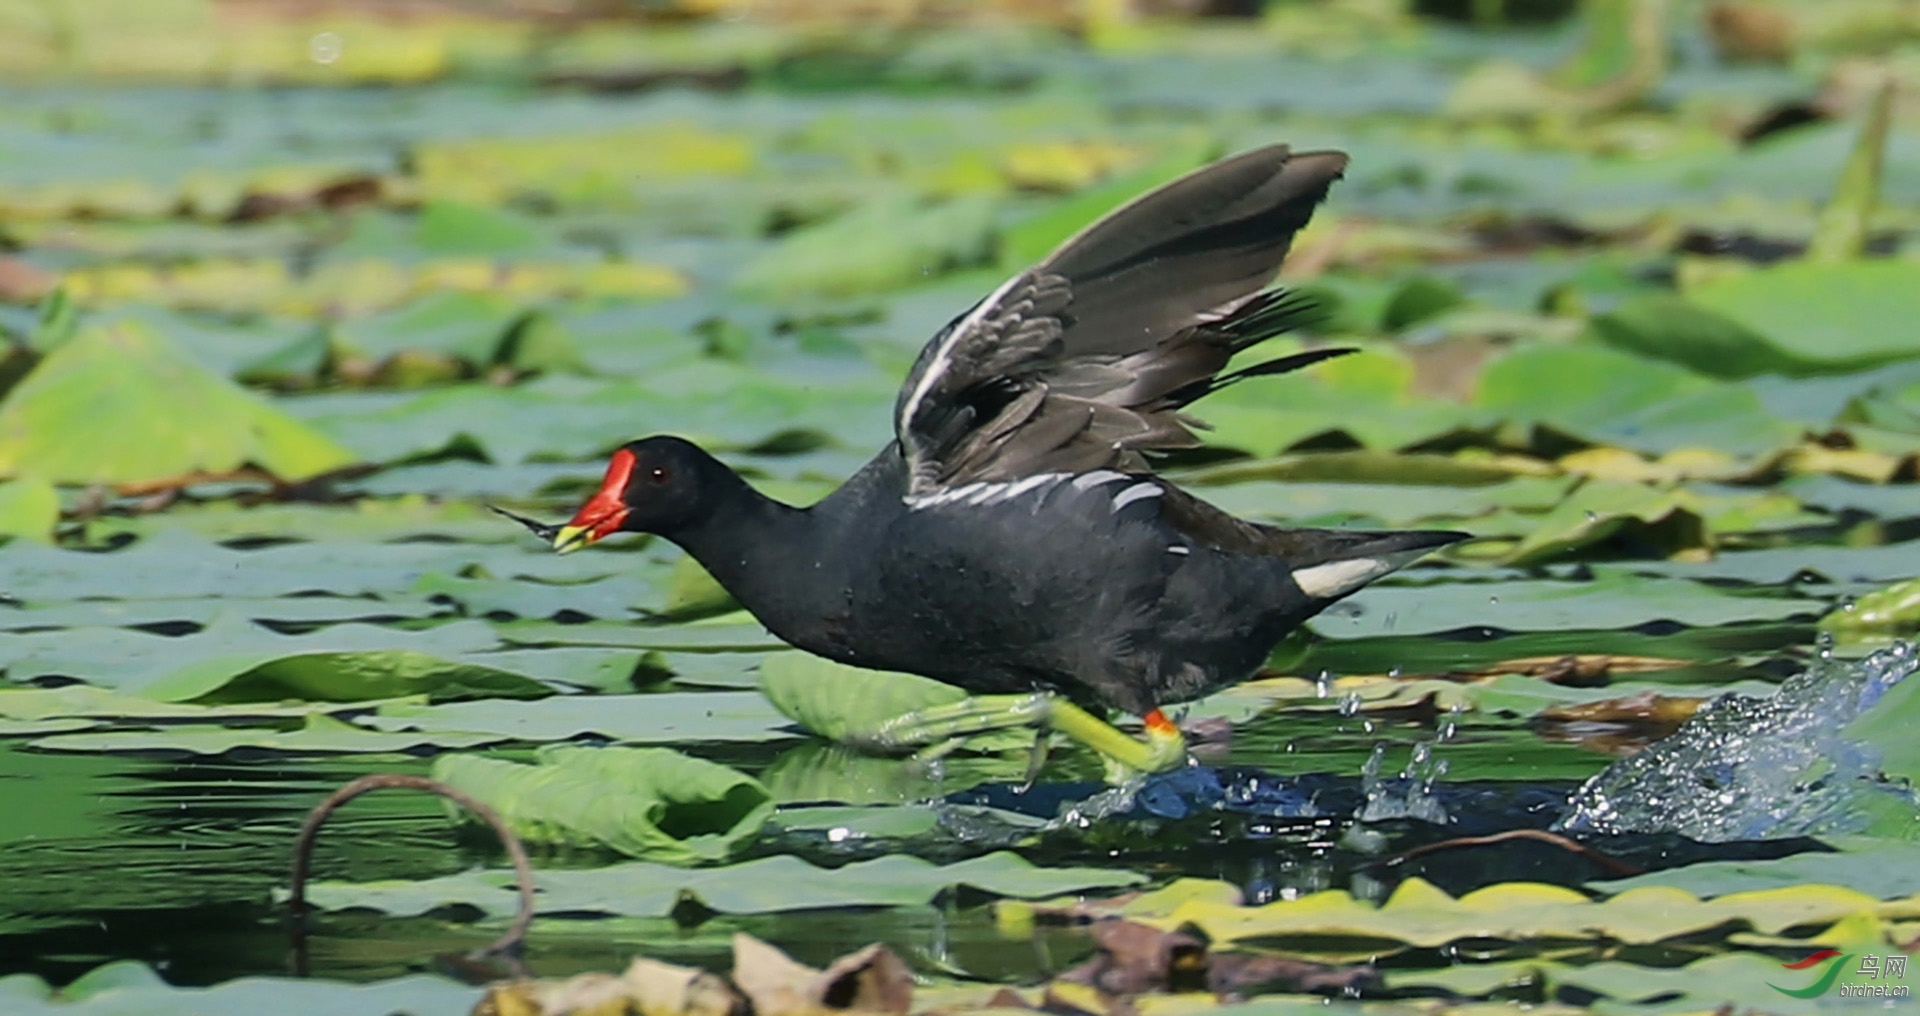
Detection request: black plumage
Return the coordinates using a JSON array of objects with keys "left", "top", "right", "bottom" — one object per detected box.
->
[{"left": 550, "top": 144, "right": 1468, "bottom": 729}]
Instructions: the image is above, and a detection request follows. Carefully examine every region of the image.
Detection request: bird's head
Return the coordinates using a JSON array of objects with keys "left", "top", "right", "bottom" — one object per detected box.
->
[{"left": 552, "top": 435, "right": 716, "bottom": 552}]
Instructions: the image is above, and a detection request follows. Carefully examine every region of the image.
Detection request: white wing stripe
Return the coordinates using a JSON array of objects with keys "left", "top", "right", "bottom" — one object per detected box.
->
[
  {"left": 1071, "top": 469, "right": 1128, "bottom": 491},
  {"left": 896, "top": 271, "right": 1029, "bottom": 470},
  {"left": 1109, "top": 482, "right": 1163, "bottom": 512}
]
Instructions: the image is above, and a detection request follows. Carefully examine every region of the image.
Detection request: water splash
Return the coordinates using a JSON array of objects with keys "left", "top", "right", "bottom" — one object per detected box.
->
[
  {"left": 1357, "top": 741, "right": 1451, "bottom": 824},
  {"left": 1556, "top": 639, "right": 1920, "bottom": 841}
]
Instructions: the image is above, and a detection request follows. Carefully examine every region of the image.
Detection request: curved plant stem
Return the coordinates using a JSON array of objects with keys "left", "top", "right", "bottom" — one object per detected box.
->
[
  {"left": 1365, "top": 828, "right": 1645, "bottom": 878},
  {"left": 286, "top": 774, "right": 537, "bottom": 973}
]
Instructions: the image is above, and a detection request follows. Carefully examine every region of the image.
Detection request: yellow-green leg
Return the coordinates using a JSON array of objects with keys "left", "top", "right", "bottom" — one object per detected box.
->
[{"left": 851, "top": 693, "right": 1189, "bottom": 783}]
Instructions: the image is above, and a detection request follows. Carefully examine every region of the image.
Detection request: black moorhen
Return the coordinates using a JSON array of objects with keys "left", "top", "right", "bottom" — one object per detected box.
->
[{"left": 533, "top": 145, "right": 1469, "bottom": 776}]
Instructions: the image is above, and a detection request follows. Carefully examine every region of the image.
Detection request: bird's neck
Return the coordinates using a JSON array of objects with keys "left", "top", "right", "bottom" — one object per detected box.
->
[{"left": 665, "top": 470, "right": 851, "bottom": 651}]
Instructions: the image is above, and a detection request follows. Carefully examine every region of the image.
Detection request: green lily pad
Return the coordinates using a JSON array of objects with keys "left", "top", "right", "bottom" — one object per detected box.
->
[
  {"left": 0, "top": 615, "right": 547, "bottom": 703},
  {"left": 362, "top": 691, "right": 798, "bottom": 744},
  {"left": 0, "top": 478, "right": 58, "bottom": 543},
  {"left": 333, "top": 290, "right": 523, "bottom": 367},
  {"left": 1587, "top": 294, "right": 1811, "bottom": 380},
  {"left": 734, "top": 192, "right": 997, "bottom": 299},
  {"left": 757, "top": 653, "right": 965, "bottom": 745},
  {"left": 0, "top": 320, "right": 357, "bottom": 486},
  {"left": 1590, "top": 839, "right": 1920, "bottom": 900},
  {"left": 29, "top": 713, "right": 499, "bottom": 757},
  {"left": 1114, "top": 874, "right": 1913, "bottom": 949},
  {"left": 506, "top": 619, "right": 786, "bottom": 653},
  {"left": 1689, "top": 260, "right": 1920, "bottom": 373},
  {"left": 1822, "top": 576, "right": 1920, "bottom": 640},
  {"left": 429, "top": 745, "right": 774, "bottom": 864},
  {"left": 296, "top": 849, "right": 1143, "bottom": 918},
  {"left": 1331, "top": 572, "right": 1819, "bottom": 640},
  {"left": 0, "top": 962, "right": 476, "bottom": 1015}
]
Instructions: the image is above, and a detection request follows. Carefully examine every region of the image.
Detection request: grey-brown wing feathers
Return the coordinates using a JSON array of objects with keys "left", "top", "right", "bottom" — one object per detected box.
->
[{"left": 895, "top": 145, "right": 1349, "bottom": 493}]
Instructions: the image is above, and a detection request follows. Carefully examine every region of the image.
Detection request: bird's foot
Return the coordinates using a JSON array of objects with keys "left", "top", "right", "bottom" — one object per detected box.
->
[{"left": 853, "top": 693, "right": 1188, "bottom": 783}]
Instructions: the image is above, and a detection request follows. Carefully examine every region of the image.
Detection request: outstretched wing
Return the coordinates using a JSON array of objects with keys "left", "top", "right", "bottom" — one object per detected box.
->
[{"left": 894, "top": 144, "right": 1349, "bottom": 495}]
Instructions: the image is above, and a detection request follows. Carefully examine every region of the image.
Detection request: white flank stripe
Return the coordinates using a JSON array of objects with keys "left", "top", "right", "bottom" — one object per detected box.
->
[
  {"left": 1071, "top": 470, "right": 1127, "bottom": 492},
  {"left": 986, "top": 473, "right": 1062, "bottom": 503},
  {"left": 1109, "top": 482, "right": 1163, "bottom": 513},
  {"left": 963, "top": 484, "right": 1007, "bottom": 506},
  {"left": 896, "top": 272, "right": 1027, "bottom": 460},
  {"left": 906, "top": 474, "right": 1065, "bottom": 510}
]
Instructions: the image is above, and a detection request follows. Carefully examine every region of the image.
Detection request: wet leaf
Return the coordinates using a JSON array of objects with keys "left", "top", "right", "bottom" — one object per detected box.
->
[
  {"left": 430, "top": 745, "right": 774, "bottom": 864},
  {"left": 0, "top": 320, "right": 357, "bottom": 487},
  {"left": 1822, "top": 576, "right": 1920, "bottom": 639},
  {"left": 755, "top": 654, "right": 1031, "bottom": 753}
]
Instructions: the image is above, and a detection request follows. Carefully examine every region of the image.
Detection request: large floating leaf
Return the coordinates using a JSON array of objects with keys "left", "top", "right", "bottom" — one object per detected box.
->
[
  {"left": 430, "top": 745, "right": 773, "bottom": 864},
  {"left": 363, "top": 691, "right": 798, "bottom": 745},
  {"left": 0, "top": 478, "right": 57, "bottom": 543},
  {"left": 1396, "top": 948, "right": 1898, "bottom": 1016},
  {"left": 0, "top": 320, "right": 357, "bottom": 487},
  {"left": 0, "top": 961, "right": 476, "bottom": 1015},
  {"left": 1689, "top": 260, "right": 1920, "bottom": 372},
  {"left": 1591, "top": 839, "right": 1920, "bottom": 900},
  {"left": 29, "top": 713, "right": 498, "bottom": 757},
  {"left": 298, "top": 850, "right": 1143, "bottom": 919},
  {"left": 1108, "top": 875, "right": 1920, "bottom": 948},
  {"left": 0, "top": 614, "right": 547, "bottom": 703},
  {"left": 1330, "top": 572, "right": 1818, "bottom": 640},
  {"left": 734, "top": 193, "right": 997, "bottom": 299},
  {"left": 756, "top": 653, "right": 967, "bottom": 744},
  {"left": 1586, "top": 294, "right": 1812, "bottom": 380}
]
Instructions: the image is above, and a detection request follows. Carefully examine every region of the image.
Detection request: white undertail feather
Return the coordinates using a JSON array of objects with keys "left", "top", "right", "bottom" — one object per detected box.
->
[{"left": 1291, "top": 547, "right": 1433, "bottom": 599}]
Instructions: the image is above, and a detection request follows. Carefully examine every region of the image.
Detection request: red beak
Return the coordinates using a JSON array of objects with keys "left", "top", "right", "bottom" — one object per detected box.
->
[{"left": 553, "top": 448, "right": 635, "bottom": 553}]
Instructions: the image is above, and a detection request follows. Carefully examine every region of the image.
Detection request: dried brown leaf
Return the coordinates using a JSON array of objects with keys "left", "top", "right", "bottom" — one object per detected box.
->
[
  {"left": 731, "top": 934, "right": 913, "bottom": 1016},
  {"left": 1205, "top": 952, "right": 1380, "bottom": 1000},
  {"left": 1539, "top": 689, "right": 1706, "bottom": 726}
]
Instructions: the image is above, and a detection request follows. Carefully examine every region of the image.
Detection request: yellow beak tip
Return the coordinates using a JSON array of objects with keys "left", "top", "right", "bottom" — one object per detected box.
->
[{"left": 551, "top": 525, "right": 593, "bottom": 555}]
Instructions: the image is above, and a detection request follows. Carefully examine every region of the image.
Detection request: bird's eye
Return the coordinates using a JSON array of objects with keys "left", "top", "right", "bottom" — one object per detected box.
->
[{"left": 648, "top": 466, "right": 670, "bottom": 484}]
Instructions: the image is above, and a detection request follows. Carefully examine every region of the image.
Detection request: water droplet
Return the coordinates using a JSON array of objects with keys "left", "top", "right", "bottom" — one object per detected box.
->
[
  {"left": 1585, "top": 510, "right": 1599, "bottom": 522},
  {"left": 1488, "top": 595, "right": 1499, "bottom": 605},
  {"left": 1387, "top": 666, "right": 1404, "bottom": 680},
  {"left": 827, "top": 826, "right": 851, "bottom": 843},
  {"left": 1337, "top": 691, "right": 1363, "bottom": 717},
  {"left": 1315, "top": 670, "right": 1334, "bottom": 698},
  {"left": 309, "top": 31, "right": 343, "bottom": 65}
]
